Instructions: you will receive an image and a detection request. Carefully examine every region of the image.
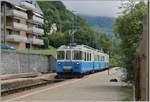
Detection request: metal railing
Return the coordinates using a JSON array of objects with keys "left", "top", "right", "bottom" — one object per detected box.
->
[
  {"left": 28, "top": 38, "right": 44, "bottom": 45},
  {"left": 13, "top": 22, "right": 28, "bottom": 31},
  {"left": 28, "top": 26, "right": 44, "bottom": 35},
  {"left": 6, "top": 34, "right": 28, "bottom": 42},
  {"left": 21, "top": 1, "right": 35, "bottom": 10},
  {"left": 7, "top": 9, "right": 27, "bottom": 19},
  {"left": 33, "top": 15, "right": 44, "bottom": 24}
]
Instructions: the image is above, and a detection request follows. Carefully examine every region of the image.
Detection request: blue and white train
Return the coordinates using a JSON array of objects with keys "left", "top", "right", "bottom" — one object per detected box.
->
[{"left": 56, "top": 44, "right": 109, "bottom": 78}]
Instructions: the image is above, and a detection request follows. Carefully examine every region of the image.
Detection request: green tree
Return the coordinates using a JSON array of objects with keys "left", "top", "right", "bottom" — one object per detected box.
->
[
  {"left": 96, "top": 34, "right": 112, "bottom": 53},
  {"left": 114, "top": 1, "right": 147, "bottom": 82},
  {"left": 38, "top": 1, "right": 114, "bottom": 66},
  {"left": 49, "top": 32, "right": 70, "bottom": 48},
  {"left": 74, "top": 26, "right": 96, "bottom": 47}
]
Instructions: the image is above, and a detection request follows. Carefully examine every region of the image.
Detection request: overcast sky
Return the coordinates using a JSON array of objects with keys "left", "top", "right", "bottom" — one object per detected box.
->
[{"left": 62, "top": 0, "right": 123, "bottom": 17}]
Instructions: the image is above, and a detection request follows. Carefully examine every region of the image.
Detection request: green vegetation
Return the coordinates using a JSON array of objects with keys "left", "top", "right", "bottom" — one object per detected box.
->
[
  {"left": 37, "top": 1, "right": 98, "bottom": 48},
  {"left": 1, "top": 46, "right": 57, "bottom": 57},
  {"left": 114, "top": 1, "right": 147, "bottom": 82},
  {"left": 38, "top": 1, "right": 147, "bottom": 73},
  {"left": 37, "top": 1, "right": 114, "bottom": 57},
  {"left": 3, "top": 1, "right": 116, "bottom": 61},
  {"left": 121, "top": 86, "right": 133, "bottom": 101}
]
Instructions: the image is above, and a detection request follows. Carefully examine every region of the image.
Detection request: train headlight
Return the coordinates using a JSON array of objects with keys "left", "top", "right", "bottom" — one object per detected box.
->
[
  {"left": 58, "top": 62, "right": 61, "bottom": 64},
  {"left": 76, "top": 62, "right": 80, "bottom": 64}
]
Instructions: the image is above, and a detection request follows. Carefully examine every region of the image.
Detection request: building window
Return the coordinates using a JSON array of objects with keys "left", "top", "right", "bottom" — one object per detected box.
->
[{"left": 6, "top": 29, "right": 13, "bottom": 35}]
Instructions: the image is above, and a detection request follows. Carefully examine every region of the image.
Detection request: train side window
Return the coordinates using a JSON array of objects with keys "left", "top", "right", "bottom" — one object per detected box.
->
[
  {"left": 73, "top": 50, "right": 82, "bottom": 60},
  {"left": 86, "top": 52, "right": 88, "bottom": 61},
  {"left": 88, "top": 52, "right": 91, "bottom": 61},
  {"left": 96, "top": 55, "right": 97, "bottom": 61},
  {"left": 95, "top": 55, "right": 97, "bottom": 61},
  {"left": 82, "top": 51, "right": 85, "bottom": 61},
  {"left": 100, "top": 56, "right": 102, "bottom": 61},
  {"left": 84, "top": 52, "right": 86, "bottom": 61},
  {"left": 89, "top": 53, "right": 91, "bottom": 61},
  {"left": 91, "top": 53, "right": 92, "bottom": 61},
  {"left": 86, "top": 52, "right": 89, "bottom": 61},
  {"left": 88, "top": 53, "right": 90, "bottom": 61},
  {"left": 102, "top": 56, "right": 104, "bottom": 61},
  {"left": 97, "top": 55, "right": 99, "bottom": 61},
  {"left": 57, "top": 51, "right": 65, "bottom": 60},
  {"left": 94, "top": 55, "right": 97, "bottom": 61}
]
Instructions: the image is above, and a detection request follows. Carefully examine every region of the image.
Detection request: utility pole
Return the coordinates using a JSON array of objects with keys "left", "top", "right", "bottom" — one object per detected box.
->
[
  {"left": 72, "top": 13, "right": 75, "bottom": 43},
  {"left": 71, "top": 10, "right": 76, "bottom": 44},
  {"left": 3, "top": 3, "right": 6, "bottom": 45}
]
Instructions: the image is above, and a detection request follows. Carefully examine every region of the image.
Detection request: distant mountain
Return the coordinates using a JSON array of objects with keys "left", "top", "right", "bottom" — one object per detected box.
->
[{"left": 80, "top": 15, "right": 116, "bottom": 35}]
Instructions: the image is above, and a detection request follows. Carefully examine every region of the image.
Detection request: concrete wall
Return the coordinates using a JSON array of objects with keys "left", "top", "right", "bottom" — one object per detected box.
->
[{"left": 1, "top": 53, "right": 56, "bottom": 75}]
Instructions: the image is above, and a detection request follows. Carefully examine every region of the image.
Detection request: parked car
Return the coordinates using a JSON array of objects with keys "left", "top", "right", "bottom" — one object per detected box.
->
[{"left": 0, "top": 44, "right": 16, "bottom": 50}]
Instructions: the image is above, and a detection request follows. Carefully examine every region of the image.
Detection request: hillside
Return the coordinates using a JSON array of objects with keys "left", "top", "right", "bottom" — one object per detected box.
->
[
  {"left": 80, "top": 15, "right": 116, "bottom": 35},
  {"left": 37, "top": 1, "right": 114, "bottom": 55},
  {"left": 37, "top": 1, "right": 88, "bottom": 34}
]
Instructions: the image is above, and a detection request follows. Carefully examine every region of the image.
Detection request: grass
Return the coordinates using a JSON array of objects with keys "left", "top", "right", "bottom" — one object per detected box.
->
[
  {"left": 121, "top": 85, "right": 134, "bottom": 101},
  {"left": 1, "top": 46, "right": 57, "bottom": 57}
]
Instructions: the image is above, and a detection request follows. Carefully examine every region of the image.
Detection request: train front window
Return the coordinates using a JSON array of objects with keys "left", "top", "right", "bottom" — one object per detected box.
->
[
  {"left": 66, "top": 51, "right": 71, "bottom": 60},
  {"left": 57, "top": 51, "right": 65, "bottom": 60},
  {"left": 73, "top": 50, "right": 82, "bottom": 60}
]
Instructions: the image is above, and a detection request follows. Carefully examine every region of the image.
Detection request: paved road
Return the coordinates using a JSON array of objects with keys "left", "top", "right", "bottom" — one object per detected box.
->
[{"left": 3, "top": 67, "right": 126, "bottom": 101}]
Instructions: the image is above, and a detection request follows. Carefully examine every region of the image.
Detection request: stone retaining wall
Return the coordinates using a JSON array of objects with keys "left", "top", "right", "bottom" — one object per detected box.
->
[{"left": 1, "top": 53, "right": 56, "bottom": 75}]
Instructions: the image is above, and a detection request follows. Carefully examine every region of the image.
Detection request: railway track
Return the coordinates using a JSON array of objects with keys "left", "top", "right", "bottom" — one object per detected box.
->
[{"left": 1, "top": 79, "right": 65, "bottom": 96}]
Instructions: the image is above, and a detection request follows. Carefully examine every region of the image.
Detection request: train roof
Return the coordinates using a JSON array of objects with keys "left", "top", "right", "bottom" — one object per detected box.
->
[{"left": 57, "top": 44, "right": 109, "bottom": 55}]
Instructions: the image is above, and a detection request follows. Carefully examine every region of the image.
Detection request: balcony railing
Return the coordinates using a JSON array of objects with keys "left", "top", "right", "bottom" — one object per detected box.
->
[
  {"left": 7, "top": 9, "right": 27, "bottom": 19},
  {"left": 33, "top": 27, "right": 44, "bottom": 35},
  {"left": 6, "top": 34, "right": 28, "bottom": 42},
  {"left": 28, "top": 26, "right": 44, "bottom": 35},
  {"left": 13, "top": 22, "right": 28, "bottom": 31},
  {"left": 21, "top": 2, "right": 35, "bottom": 10},
  {"left": 33, "top": 15, "right": 44, "bottom": 24},
  {"left": 28, "top": 38, "right": 44, "bottom": 45}
]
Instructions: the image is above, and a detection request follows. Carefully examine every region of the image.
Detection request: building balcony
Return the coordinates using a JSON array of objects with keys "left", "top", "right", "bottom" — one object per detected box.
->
[
  {"left": 6, "top": 34, "right": 28, "bottom": 42},
  {"left": 33, "top": 27, "right": 44, "bottom": 35},
  {"left": 21, "top": 1, "right": 35, "bottom": 10},
  {"left": 28, "top": 26, "right": 44, "bottom": 35},
  {"left": 13, "top": 22, "right": 28, "bottom": 31},
  {"left": 28, "top": 38, "right": 44, "bottom": 45},
  {"left": 7, "top": 9, "right": 27, "bottom": 19},
  {"left": 33, "top": 15, "right": 44, "bottom": 24}
]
